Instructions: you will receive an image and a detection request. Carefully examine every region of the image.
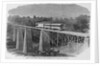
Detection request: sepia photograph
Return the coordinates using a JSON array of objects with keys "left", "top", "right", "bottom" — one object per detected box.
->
[
  {"left": 6, "top": 3, "right": 91, "bottom": 60},
  {"left": 0, "top": 0, "right": 98, "bottom": 64},
  {"left": 0, "top": 0, "right": 97, "bottom": 62},
  {"left": 0, "top": 0, "right": 99, "bottom": 65}
]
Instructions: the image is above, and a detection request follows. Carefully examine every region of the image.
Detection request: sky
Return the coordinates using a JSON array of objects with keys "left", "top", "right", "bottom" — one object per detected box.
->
[{"left": 7, "top": 3, "right": 91, "bottom": 12}]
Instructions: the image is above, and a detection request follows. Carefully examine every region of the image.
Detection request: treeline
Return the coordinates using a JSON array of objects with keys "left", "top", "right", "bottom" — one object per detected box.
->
[
  {"left": 8, "top": 15, "right": 52, "bottom": 26},
  {"left": 8, "top": 15, "right": 90, "bottom": 33}
]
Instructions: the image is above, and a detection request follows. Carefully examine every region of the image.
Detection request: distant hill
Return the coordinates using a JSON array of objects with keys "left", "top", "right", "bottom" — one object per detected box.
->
[{"left": 8, "top": 4, "right": 90, "bottom": 18}]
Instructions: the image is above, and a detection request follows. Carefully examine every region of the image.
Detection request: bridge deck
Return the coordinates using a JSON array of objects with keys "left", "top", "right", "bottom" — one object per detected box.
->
[{"left": 8, "top": 22, "right": 89, "bottom": 37}]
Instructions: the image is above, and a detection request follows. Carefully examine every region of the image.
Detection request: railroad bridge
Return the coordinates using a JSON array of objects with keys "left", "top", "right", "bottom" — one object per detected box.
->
[{"left": 7, "top": 22, "right": 89, "bottom": 56}]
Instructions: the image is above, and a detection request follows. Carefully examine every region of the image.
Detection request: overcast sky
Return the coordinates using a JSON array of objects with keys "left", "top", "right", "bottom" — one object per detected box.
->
[{"left": 7, "top": 3, "right": 91, "bottom": 12}]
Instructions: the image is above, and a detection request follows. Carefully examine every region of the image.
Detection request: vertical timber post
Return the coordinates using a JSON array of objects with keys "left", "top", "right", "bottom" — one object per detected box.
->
[
  {"left": 13, "top": 26, "right": 16, "bottom": 41},
  {"left": 67, "top": 35, "right": 69, "bottom": 48},
  {"left": 84, "top": 36, "right": 88, "bottom": 47},
  {"left": 74, "top": 36, "right": 77, "bottom": 50},
  {"left": 23, "top": 28, "right": 27, "bottom": 53},
  {"left": 39, "top": 29, "right": 43, "bottom": 52},
  {"left": 57, "top": 32, "right": 59, "bottom": 47},
  {"left": 16, "top": 28, "right": 19, "bottom": 49},
  {"left": 76, "top": 36, "right": 79, "bottom": 52}
]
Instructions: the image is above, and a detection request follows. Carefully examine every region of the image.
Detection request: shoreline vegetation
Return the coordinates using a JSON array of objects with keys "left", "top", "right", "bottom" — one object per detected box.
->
[{"left": 8, "top": 15, "right": 90, "bottom": 33}]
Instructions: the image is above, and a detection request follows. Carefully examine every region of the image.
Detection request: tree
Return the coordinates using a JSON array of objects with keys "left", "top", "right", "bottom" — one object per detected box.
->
[
  {"left": 73, "top": 15, "right": 90, "bottom": 33},
  {"left": 8, "top": 15, "right": 22, "bottom": 24}
]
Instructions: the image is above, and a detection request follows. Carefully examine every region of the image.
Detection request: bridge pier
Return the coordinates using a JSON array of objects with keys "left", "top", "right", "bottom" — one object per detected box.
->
[
  {"left": 13, "top": 26, "right": 17, "bottom": 42},
  {"left": 16, "top": 28, "right": 19, "bottom": 49},
  {"left": 39, "top": 29, "right": 43, "bottom": 52},
  {"left": 23, "top": 28, "right": 27, "bottom": 53}
]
